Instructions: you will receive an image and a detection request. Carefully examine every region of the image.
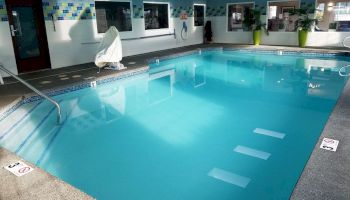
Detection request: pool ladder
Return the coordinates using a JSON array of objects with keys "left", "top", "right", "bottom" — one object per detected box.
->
[{"left": 0, "top": 63, "right": 62, "bottom": 124}]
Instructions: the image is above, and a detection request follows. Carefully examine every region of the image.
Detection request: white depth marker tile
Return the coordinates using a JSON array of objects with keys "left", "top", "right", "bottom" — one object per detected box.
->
[
  {"left": 234, "top": 145, "right": 271, "bottom": 160},
  {"left": 208, "top": 168, "right": 251, "bottom": 188},
  {"left": 254, "top": 128, "right": 285, "bottom": 139},
  {"left": 320, "top": 138, "right": 339, "bottom": 152}
]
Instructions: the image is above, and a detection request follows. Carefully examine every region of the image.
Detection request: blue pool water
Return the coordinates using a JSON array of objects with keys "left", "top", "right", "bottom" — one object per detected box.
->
[{"left": 1, "top": 50, "right": 349, "bottom": 199}]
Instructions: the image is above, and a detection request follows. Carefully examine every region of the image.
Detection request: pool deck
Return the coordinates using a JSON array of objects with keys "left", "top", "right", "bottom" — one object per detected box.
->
[{"left": 1, "top": 44, "right": 350, "bottom": 199}]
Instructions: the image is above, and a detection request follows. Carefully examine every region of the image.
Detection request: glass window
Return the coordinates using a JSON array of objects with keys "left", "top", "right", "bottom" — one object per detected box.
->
[
  {"left": 194, "top": 5, "right": 205, "bottom": 26},
  {"left": 315, "top": 0, "right": 350, "bottom": 32},
  {"left": 315, "top": 3, "right": 325, "bottom": 21},
  {"left": 267, "top": 1, "right": 299, "bottom": 32},
  {"left": 269, "top": 6, "right": 277, "bottom": 19},
  {"left": 334, "top": 2, "right": 350, "bottom": 21},
  {"left": 95, "top": 1, "right": 132, "bottom": 33},
  {"left": 144, "top": 3, "right": 169, "bottom": 30},
  {"left": 227, "top": 3, "right": 254, "bottom": 31}
]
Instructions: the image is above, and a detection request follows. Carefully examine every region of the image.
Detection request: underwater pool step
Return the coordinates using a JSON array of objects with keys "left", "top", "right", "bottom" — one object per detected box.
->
[
  {"left": 0, "top": 100, "right": 61, "bottom": 153},
  {"left": 15, "top": 103, "right": 61, "bottom": 154},
  {"left": 253, "top": 128, "right": 285, "bottom": 139},
  {"left": 0, "top": 102, "right": 41, "bottom": 140},
  {"left": 233, "top": 145, "right": 271, "bottom": 160},
  {"left": 208, "top": 167, "right": 251, "bottom": 188}
]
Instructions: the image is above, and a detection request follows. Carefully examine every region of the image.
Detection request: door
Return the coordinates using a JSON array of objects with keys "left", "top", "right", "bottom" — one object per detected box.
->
[{"left": 5, "top": 0, "right": 51, "bottom": 73}]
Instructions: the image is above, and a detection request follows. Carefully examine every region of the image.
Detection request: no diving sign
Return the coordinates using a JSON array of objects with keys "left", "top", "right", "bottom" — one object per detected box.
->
[
  {"left": 4, "top": 161, "right": 34, "bottom": 177},
  {"left": 320, "top": 138, "right": 339, "bottom": 152}
]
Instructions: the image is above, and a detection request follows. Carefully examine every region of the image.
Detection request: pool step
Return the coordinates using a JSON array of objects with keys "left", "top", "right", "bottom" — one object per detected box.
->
[
  {"left": 0, "top": 100, "right": 60, "bottom": 154},
  {"left": 0, "top": 102, "right": 41, "bottom": 140}
]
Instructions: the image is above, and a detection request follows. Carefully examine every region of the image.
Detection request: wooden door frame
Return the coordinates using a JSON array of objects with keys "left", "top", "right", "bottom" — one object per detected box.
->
[{"left": 5, "top": 0, "right": 51, "bottom": 74}]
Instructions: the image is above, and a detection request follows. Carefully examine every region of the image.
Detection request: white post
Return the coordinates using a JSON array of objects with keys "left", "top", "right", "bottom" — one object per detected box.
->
[{"left": 0, "top": 72, "right": 4, "bottom": 85}]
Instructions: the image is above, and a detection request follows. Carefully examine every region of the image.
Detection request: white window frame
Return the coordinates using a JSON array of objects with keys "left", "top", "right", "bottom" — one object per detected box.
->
[
  {"left": 95, "top": 0, "right": 134, "bottom": 34},
  {"left": 143, "top": 1, "right": 171, "bottom": 34},
  {"left": 194, "top": 4, "right": 206, "bottom": 27},
  {"left": 226, "top": 2, "right": 255, "bottom": 32}
]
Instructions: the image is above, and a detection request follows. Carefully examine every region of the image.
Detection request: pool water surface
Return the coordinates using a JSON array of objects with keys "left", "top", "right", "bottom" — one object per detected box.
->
[{"left": 0, "top": 50, "right": 349, "bottom": 200}]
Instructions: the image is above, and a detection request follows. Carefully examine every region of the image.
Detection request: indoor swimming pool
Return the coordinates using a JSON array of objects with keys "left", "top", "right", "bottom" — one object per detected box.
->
[{"left": 0, "top": 50, "right": 349, "bottom": 200}]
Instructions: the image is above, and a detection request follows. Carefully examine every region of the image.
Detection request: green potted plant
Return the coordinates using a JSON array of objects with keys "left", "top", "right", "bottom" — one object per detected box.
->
[
  {"left": 290, "top": 9, "right": 316, "bottom": 47},
  {"left": 243, "top": 9, "right": 269, "bottom": 45},
  {"left": 328, "top": 23, "right": 337, "bottom": 31}
]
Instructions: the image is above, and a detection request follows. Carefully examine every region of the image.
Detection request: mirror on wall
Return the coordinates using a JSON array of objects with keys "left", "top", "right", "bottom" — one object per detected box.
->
[
  {"left": 315, "top": 0, "right": 350, "bottom": 31},
  {"left": 227, "top": 3, "right": 254, "bottom": 31},
  {"left": 267, "top": 0, "right": 300, "bottom": 32}
]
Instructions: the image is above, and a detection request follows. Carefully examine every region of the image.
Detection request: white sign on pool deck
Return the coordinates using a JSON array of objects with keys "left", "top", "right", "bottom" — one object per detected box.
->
[
  {"left": 4, "top": 161, "right": 34, "bottom": 177},
  {"left": 320, "top": 138, "right": 339, "bottom": 152}
]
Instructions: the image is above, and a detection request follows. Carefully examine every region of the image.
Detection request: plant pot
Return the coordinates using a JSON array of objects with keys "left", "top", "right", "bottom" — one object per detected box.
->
[
  {"left": 253, "top": 30, "right": 261, "bottom": 46},
  {"left": 298, "top": 30, "right": 308, "bottom": 48}
]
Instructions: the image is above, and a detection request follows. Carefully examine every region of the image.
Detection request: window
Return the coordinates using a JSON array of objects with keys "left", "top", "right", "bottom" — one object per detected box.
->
[
  {"left": 95, "top": 1, "right": 132, "bottom": 33},
  {"left": 194, "top": 5, "right": 205, "bottom": 26},
  {"left": 334, "top": 2, "right": 350, "bottom": 21},
  {"left": 314, "top": 0, "right": 350, "bottom": 32},
  {"left": 268, "top": 6, "right": 277, "bottom": 19},
  {"left": 315, "top": 3, "right": 325, "bottom": 21},
  {"left": 267, "top": 0, "right": 299, "bottom": 32},
  {"left": 144, "top": 3, "right": 169, "bottom": 30},
  {"left": 227, "top": 3, "right": 254, "bottom": 31}
]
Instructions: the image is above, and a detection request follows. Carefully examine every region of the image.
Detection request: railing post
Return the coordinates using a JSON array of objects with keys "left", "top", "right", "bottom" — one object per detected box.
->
[{"left": 0, "top": 72, "right": 3, "bottom": 85}]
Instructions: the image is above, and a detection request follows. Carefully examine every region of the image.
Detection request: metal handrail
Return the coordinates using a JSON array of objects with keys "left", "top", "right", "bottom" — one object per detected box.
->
[{"left": 0, "top": 64, "right": 62, "bottom": 124}]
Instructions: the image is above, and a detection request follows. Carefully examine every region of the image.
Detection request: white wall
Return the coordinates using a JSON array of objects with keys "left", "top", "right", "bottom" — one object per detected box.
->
[
  {"left": 209, "top": 16, "right": 253, "bottom": 44},
  {"left": 208, "top": 15, "right": 350, "bottom": 47},
  {"left": 46, "top": 17, "right": 203, "bottom": 69},
  {"left": 0, "top": 17, "right": 203, "bottom": 77},
  {"left": 0, "top": 22, "right": 18, "bottom": 78}
]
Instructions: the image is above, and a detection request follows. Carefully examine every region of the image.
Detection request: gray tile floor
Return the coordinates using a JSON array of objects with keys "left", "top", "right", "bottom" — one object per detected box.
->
[{"left": 1, "top": 44, "right": 350, "bottom": 199}]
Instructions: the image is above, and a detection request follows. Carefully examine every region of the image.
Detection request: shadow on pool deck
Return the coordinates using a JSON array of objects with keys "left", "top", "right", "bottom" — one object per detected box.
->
[{"left": 1, "top": 43, "right": 350, "bottom": 200}]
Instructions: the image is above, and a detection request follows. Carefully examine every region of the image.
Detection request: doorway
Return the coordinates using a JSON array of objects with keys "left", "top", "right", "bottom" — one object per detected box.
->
[{"left": 5, "top": 0, "right": 51, "bottom": 73}]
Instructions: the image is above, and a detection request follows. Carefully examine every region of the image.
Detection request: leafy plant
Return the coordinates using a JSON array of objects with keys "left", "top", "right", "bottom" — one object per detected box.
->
[
  {"left": 289, "top": 8, "right": 317, "bottom": 31},
  {"left": 242, "top": 8, "right": 269, "bottom": 35},
  {"left": 278, "top": 22, "right": 285, "bottom": 30},
  {"left": 242, "top": 7, "right": 254, "bottom": 31}
]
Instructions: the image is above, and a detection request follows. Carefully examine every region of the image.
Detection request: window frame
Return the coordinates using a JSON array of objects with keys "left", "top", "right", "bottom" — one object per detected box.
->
[
  {"left": 266, "top": 0, "right": 301, "bottom": 32},
  {"left": 226, "top": 2, "right": 255, "bottom": 32},
  {"left": 194, "top": 4, "right": 206, "bottom": 27},
  {"left": 95, "top": 0, "right": 133, "bottom": 33},
  {"left": 143, "top": 1, "right": 171, "bottom": 31}
]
